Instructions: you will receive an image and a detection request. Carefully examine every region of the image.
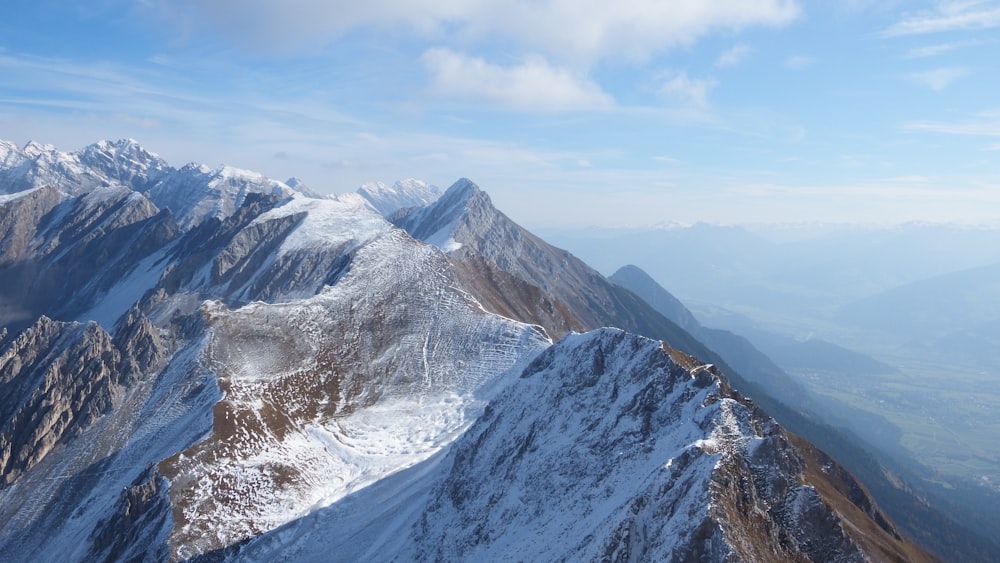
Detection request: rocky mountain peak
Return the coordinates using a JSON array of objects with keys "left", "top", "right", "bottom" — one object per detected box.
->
[
  {"left": 21, "top": 140, "right": 59, "bottom": 158},
  {"left": 0, "top": 140, "right": 22, "bottom": 165},
  {"left": 77, "top": 139, "right": 172, "bottom": 192}
]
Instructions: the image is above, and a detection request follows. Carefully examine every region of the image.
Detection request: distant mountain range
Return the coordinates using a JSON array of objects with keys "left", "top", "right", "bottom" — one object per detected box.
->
[{"left": 0, "top": 138, "right": 976, "bottom": 561}]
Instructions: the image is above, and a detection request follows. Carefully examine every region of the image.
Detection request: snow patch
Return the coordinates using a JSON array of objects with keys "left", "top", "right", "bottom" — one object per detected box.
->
[{"left": 250, "top": 193, "right": 391, "bottom": 256}]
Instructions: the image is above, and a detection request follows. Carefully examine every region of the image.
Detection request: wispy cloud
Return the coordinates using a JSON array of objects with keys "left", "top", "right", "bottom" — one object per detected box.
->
[
  {"left": 903, "top": 113, "right": 1000, "bottom": 138},
  {"left": 141, "top": 0, "right": 800, "bottom": 64},
  {"left": 652, "top": 155, "right": 680, "bottom": 164},
  {"left": 660, "top": 71, "right": 717, "bottom": 109},
  {"left": 784, "top": 55, "right": 815, "bottom": 69},
  {"left": 420, "top": 48, "right": 614, "bottom": 112},
  {"left": 907, "top": 66, "right": 969, "bottom": 90},
  {"left": 904, "top": 39, "right": 983, "bottom": 57},
  {"left": 881, "top": 1, "right": 1000, "bottom": 37},
  {"left": 716, "top": 44, "right": 752, "bottom": 68}
]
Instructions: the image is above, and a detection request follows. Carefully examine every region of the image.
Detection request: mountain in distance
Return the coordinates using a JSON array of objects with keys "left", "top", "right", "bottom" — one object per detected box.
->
[
  {"left": 608, "top": 263, "right": 1000, "bottom": 560},
  {"left": 608, "top": 265, "right": 901, "bottom": 436},
  {"left": 838, "top": 261, "right": 1000, "bottom": 364},
  {"left": 0, "top": 138, "right": 962, "bottom": 561},
  {"left": 357, "top": 178, "right": 442, "bottom": 217},
  {"left": 612, "top": 265, "right": 897, "bottom": 378},
  {"left": 540, "top": 222, "right": 1000, "bottom": 326}
]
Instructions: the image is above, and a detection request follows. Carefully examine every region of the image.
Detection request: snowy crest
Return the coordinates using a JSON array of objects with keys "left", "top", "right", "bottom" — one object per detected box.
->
[{"left": 357, "top": 178, "right": 443, "bottom": 217}]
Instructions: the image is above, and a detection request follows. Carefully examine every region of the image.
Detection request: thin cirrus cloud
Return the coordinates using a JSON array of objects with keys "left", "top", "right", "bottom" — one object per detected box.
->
[
  {"left": 716, "top": 44, "right": 753, "bottom": 68},
  {"left": 144, "top": 0, "right": 800, "bottom": 64},
  {"left": 421, "top": 48, "right": 614, "bottom": 111},
  {"left": 908, "top": 66, "right": 969, "bottom": 90},
  {"left": 904, "top": 113, "right": 1000, "bottom": 138},
  {"left": 784, "top": 55, "right": 815, "bottom": 69},
  {"left": 904, "top": 39, "right": 982, "bottom": 58},
  {"left": 660, "top": 71, "right": 717, "bottom": 109},
  {"left": 880, "top": 1, "right": 1000, "bottom": 37}
]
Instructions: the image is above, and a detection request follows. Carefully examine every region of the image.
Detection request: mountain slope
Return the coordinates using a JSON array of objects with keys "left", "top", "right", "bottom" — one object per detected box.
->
[
  {"left": 609, "top": 263, "right": 1000, "bottom": 561},
  {"left": 358, "top": 178, "right": 442, "bottom": 217},
  {"left": 839, "top": 261, "right": 1000, "bottom": 348},
  {"left": 0, "top": 148, "right": 552, "bottom": 560},
  {"left": 230, "top": 329, "right": 935, "bottom": 562},
  {"left": 393, "top": 183, "right": 990, "bottom": 561},
  {"left": 0, "top": 184, "right": 179, "bottom": 330},
  {"left": 610, "top": 265, "right": 898, "bottom": 420},
  {"left": 393, "top": 179, "right": 711, "bottom": 344},
  {"left": 0, "top": 141, "right": 953, "bottom": 561}
]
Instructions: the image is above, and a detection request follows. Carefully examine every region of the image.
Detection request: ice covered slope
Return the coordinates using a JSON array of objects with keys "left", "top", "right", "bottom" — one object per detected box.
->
[{"left": 233, "top": 328, "right": 935, "bottom": 562}]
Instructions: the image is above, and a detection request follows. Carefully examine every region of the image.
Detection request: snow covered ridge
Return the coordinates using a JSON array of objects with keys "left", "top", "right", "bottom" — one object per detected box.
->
[
  {"left": 0, "top": 146, "right": 553, "bottom": 560},
  {"left": 229, "top": 329, "right": 933, "bottom": 562},
  {"left": 0, "top": 138, "right": 937, "bottom": 561},
  {"left": 357, "top": 178, "right": 443, "bottom": 217},
  {"left": 0, "top": 137, "right": 335, "bottom": 230}
]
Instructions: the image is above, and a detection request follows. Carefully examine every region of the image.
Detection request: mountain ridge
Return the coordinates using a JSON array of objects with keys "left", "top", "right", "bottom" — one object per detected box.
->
[{"left": 0, "top": 138, "right": 949, "bottom": 561}]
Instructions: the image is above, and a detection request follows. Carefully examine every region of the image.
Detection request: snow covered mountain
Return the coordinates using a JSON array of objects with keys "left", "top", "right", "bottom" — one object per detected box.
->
[
  {"left": 0, "top": 138, "right": 308, "bottom": 230},
  {"left": 357, "top": 178, "right": 442, "bottom": 217},
  {"left": 0, "top": 139, "right": 941, "bottom": 561},
  {"left": 233, "top": 329, "right": 931, "bottom": 562}
]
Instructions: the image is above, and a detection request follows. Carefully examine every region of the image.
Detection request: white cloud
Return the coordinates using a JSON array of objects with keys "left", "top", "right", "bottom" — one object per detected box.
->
[
  {"left": 908, "top": 67, "right": 969, "bottom": 90},
  {"left": 716, "top": 44, "right": 753, "bottom": 68},
  {"left": 420, "top": 48, "right": 613, "bottom": 112},
  {"left": 784, "top": 55, "right": 815, "bottom": 69},
  {"left": 660, "top": 71, "right": 717, "bottom": 108},
  {"left": 881, "top": 1, "right": 1000, "bottom": 37},
  {"left": 904, "top": 39, "right": 982, "bottom": 57},
  {"left": 903, "top": 114, "right": 1000, "bottom": 137},
  {"left": 143, "top": 0, "right": 800, "bottom": 64}
]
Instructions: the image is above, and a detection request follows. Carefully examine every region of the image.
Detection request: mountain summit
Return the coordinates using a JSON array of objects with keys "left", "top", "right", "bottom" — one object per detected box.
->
[{"left": 0, "top": 139, "right": 941, "bottom": 561}]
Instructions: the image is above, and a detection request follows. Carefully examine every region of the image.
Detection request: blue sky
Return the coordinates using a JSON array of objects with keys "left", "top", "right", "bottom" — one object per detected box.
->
[{"left": 2, "top": 0, "right": 999, "bottom": 227}]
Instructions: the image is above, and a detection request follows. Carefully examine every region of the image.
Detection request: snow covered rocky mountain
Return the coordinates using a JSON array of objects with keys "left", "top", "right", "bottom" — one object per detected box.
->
[{"left": 0, "top": 139, "right": 936, "bottom": 561}]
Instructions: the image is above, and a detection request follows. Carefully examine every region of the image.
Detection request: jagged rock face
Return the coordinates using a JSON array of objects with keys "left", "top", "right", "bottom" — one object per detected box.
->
[
  {"left": 88, "top": 470, "right": 173, "bottom": 563},
  {"left": 77, "top": 139, "right": 172, "bottom": 193},
  {"left": 0, "top": 141, "right": 111, "bottom": 196},
  {"left": 228, "top": 329, "right": 934, "bottom": 562},
  {"left": 394, "top": 180, "right": 706, "bottom": 344},
  {"left": 392, "top": 180, "right": 942, "bottom": 560},
  {"left": 405, "top": 330, "right": 932, "bottom": 562},
  {"left": 146, "top": 163, "right": 296, "bottom": 230},
  {"left": 0, "top": 312, "right": 164, "bottom": 487},
  {"left": 2, "top": 171, "right": 549, "bottom": 560},
  {"left": 0, "top": 185, "right": 179, "bottom": 329}
]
